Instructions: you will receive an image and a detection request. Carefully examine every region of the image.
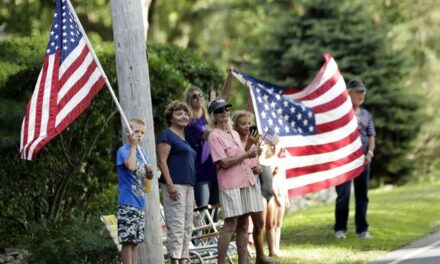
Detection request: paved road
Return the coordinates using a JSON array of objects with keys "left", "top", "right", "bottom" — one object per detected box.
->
[{"left": 368, "top": 231, "right": 440, "bottom": 264}]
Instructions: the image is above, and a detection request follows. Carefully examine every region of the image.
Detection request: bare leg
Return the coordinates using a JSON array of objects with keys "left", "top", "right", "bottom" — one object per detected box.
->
[
  {"left": 262, "top": 199, "right": 268, "bottom": 227},
  {"left": 121, "top": 244, "right": 133, "bottom": 264},
  {"left": 236, "top": 214, "right": 250, "bottom": 264},
  {"left": 261, "top": 197, "right": 269, "bottom": 241},
  {"left": 266, "top": 198, "right": 277, "bottom": 256},
  {"left": 248, "top": 215, "right": 254, "bottom": 245},
  {"left": 252, "top": 199, "right": 267, "bottom": 261},
  {"left": 217, "top": 217, "right": 237, "bottom": 264},
  {"left": 274, "top": 202, "right": 286, "bottom": 254},
  {"left": 131, "top": 244, "right": 138, "bottom": 264}
]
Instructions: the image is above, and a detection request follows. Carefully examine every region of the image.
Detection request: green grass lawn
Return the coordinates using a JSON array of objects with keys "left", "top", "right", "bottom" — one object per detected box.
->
[{"left": 275, "top": 181, "right": 440, "bottom": 264}]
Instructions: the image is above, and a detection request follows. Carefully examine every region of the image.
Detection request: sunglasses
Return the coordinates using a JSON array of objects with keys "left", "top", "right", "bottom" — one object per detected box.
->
[
  {"left": 353, "top": 90, "right": 366, "bottom": 94},
  {"left": 191, "top": 93, "right": 204, "bottom": 99},
  {"left": 214, "top": 106, "right": 231, "bottom": 114}
]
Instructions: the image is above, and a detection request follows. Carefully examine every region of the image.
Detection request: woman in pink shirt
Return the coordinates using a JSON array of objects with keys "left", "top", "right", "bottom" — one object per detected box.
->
[{"left": 207, "top": 99, "right": 261, "bottom": 264}]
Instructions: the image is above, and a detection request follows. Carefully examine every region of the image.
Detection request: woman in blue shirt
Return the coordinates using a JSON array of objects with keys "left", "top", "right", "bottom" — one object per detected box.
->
[{"left": 157, "top": 100, "right": 197, "bottom": 264}]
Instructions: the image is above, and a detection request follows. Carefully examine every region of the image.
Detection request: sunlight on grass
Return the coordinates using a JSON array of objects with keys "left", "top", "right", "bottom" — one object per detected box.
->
[
  {"left": 280, "top": 246, "right": 385, "bottom": 264},
  {"left": 275, "top": 181, "right": 440, "bottom": 264}
]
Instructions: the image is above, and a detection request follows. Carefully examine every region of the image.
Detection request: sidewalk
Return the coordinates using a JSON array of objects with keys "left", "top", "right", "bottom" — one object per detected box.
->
[{"left": 368, "top": 231, "right": 440, "bottom": 264}]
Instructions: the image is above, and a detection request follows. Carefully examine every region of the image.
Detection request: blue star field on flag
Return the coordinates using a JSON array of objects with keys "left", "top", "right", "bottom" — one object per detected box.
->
[
  {"left": 234, "top": 71, "right": 316, "bottom": 137},
  {"left": 46, "top": 0, "right": 82, "bottom": 60}
]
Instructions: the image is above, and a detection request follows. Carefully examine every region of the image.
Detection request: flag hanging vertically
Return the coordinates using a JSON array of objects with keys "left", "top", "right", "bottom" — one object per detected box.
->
[
  {"left": 20, "top": 0, "right": 106, "bottom": 160},
  {"left": 232, "top": 54, "right": 365, "bottom": 197}
]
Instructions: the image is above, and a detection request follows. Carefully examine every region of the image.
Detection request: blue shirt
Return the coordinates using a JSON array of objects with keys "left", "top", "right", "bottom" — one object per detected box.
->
[
  {"left": 185, "top": 117, "right": 217, "bottom": 182},
  {"left": 116, "top": 144, "right": 148, "bottom": 210},
  {"left": 158, "top": 128, "right": 197, "bottom": 185}
]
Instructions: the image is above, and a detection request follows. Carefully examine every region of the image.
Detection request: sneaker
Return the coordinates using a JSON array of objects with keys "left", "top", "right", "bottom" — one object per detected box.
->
[
  {"left": 335, "top": 230, "right": 347, "bottom": 239},
  {"left": 357, "top": 231, "right": 372, "bottom": 239}
]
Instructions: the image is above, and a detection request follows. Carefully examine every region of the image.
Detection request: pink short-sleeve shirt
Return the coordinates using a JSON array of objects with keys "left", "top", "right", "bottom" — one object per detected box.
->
[{"left": 208, "top": 128, "right": 256, "bottom": 190}]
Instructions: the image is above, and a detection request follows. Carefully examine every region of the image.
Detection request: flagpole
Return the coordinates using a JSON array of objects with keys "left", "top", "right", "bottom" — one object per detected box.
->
[{"left": 65, "top": 0, "right": 150, "bottom": 167}]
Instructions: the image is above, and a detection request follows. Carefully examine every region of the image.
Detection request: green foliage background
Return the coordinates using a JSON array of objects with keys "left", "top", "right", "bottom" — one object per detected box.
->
[{"left": 1, "top": 0, "right": 440, "bottom": 262}]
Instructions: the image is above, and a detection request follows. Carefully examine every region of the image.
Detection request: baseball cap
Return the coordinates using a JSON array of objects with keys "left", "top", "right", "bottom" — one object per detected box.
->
[
  {"left": 347, "top": 80, "right": 366, "bottom": 91},
  {"left": 208, "top": 98, "right": 232, "bottom": 114}
]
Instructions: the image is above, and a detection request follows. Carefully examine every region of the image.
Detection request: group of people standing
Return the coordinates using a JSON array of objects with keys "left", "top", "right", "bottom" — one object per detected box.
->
[
  {"left": 156, "top": 68, "right": 289, "bottom": 264},
  {"left": 114, "top": 68, "right": 376, "bottom": 264},
  {"left": 117, "top": 68, "right": 288, "bottom": 264}
]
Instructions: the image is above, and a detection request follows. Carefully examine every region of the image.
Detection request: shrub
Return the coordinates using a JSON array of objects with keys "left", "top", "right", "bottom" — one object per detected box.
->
[{"left": 26, "top": 218, "right": 119, "bottom": 264}]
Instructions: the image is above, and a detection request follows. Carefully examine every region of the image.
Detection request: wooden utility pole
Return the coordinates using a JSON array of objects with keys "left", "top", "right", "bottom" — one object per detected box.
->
[{"left": 110, "top": 0, "right": 163, "bottom": 263}]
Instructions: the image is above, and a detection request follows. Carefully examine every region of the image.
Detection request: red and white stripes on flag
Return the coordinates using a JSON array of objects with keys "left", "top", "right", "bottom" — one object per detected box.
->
[
  {"left": 19, "top": 0, "right": 105, "bottom": 160},
  {"left": 233, "top": 54, "right": 365, "bottom": 197},
  {"left": 281, "top": 54, "right": 365, "bottom": 197}
]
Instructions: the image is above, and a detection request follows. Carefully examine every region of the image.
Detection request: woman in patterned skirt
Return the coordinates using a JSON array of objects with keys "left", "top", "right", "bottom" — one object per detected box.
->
[{"left": 207, "top": 99, "right": 262, "bottom": 264}]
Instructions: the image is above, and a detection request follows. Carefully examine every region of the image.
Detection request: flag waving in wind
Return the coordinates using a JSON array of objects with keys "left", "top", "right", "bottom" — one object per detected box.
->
[
  {"left": 232, "top": 54, "right": 365, "bottom": 197},
  {"left": 20, "top": 0, "right": 106, "bottom": 160}
]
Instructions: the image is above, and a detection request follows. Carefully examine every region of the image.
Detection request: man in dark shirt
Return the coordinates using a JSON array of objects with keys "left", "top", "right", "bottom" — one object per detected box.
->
[{"left": 334, "top": 80, "right": 376, "bottom": 239}]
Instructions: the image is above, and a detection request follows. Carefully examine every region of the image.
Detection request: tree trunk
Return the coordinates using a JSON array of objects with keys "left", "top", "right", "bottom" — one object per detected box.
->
[{"left": 110, "top": 1, "right": 163, "bottom": 263}]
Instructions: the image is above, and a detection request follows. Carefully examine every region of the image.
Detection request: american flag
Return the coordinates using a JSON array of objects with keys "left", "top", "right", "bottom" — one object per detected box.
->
[
  {"left": 262, "top": 128, "right": 280, "bottom": 146},
  {"left": 20, "top": 0, "right": 105, "bottom": 160},
  {"left": 232, "top": 54, "right": 365, "bottom": 197}
]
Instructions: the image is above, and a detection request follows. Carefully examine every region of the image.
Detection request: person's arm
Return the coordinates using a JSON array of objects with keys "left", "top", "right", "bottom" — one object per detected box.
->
[
  {"left": 274, "top": 194, "right": 282, "bottom": 207},
  {"left": 219, "top": 67, "right": 234, "bottom": 99},
  {"left": 271, "top": 165, "right": 282, "bottom": 207},
  {"left": 124, "top": 134, "right": 139, "bottom": 171},
  {"left": 365, "top": 111, "right": 376, "bottom": 164},
  {"left": 247, "top": 95, "right": 254, "bottom": 113},
  {"left": 285, "top": 196, "right": 291, "bottom": 209},
  {"left": 252, "top": 164, "right": 262, "bottom": 174},
  {"left": 157, "top": 143, "right": 180, "bottom": 201},
  {"left": 216, "top": 146, "right": 258, "bottom": 169},
  {"left": 280, "top": 164, "right": 288, "bottom": 198},
  {"left": 365, "top": 136, "right": 375, "bottom": 164},
  {"left": 201, "top": 128, "right": 212, "bottom": 142},
  {"left": 274, "top": 161, "right": 289, "bottom": 207}
]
